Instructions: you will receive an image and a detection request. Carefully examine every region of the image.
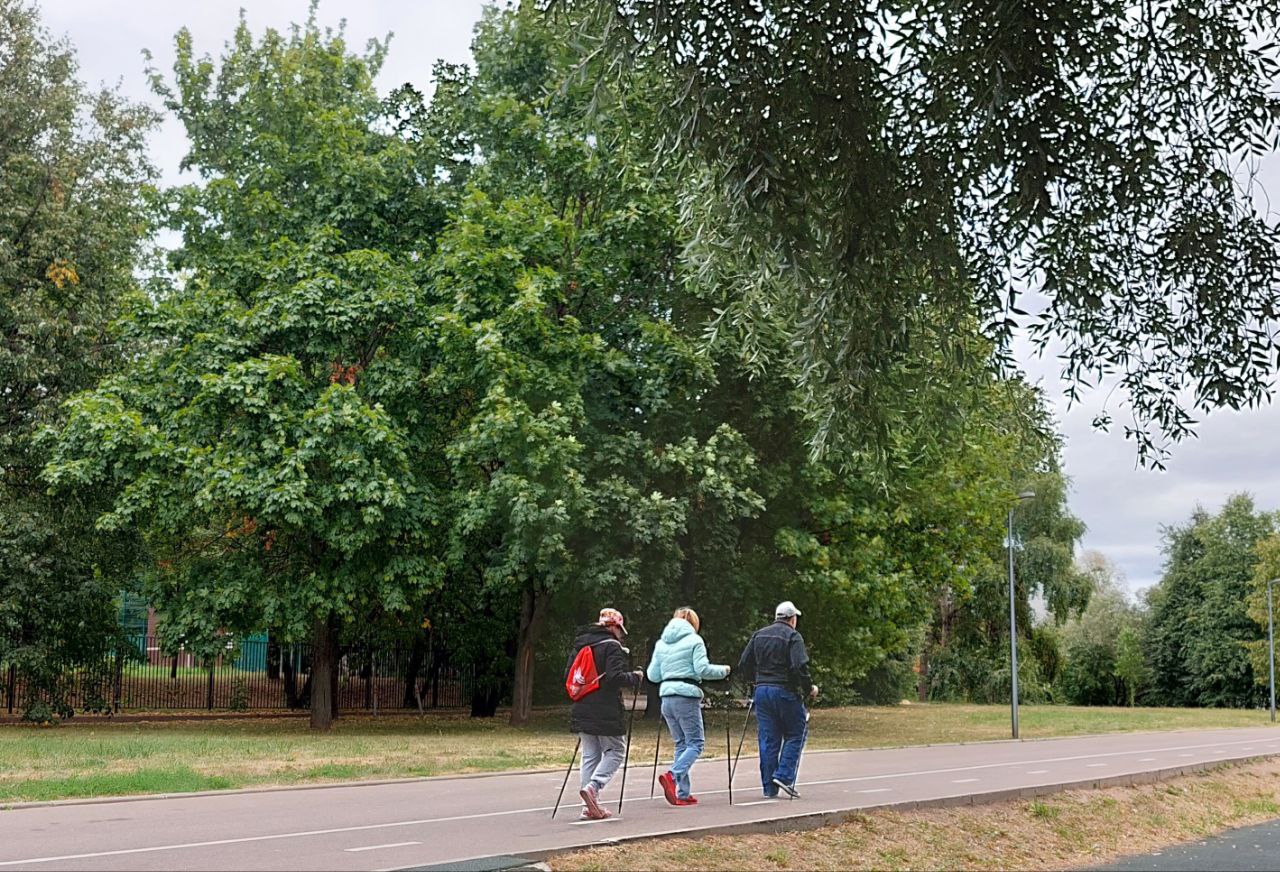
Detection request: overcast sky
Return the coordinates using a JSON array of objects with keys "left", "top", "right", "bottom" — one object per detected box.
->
[{"left": 41, "top": 0, "right": 1280, "bottom": 598}]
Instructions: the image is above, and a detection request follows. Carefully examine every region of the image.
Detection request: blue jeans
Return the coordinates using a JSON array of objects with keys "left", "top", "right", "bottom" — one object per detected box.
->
[
  {"left": 753, "top": 685, "right": 807, "bottom": 794},
  {"left": 661, "top": 695, "right": 705, "bottom": 799}
]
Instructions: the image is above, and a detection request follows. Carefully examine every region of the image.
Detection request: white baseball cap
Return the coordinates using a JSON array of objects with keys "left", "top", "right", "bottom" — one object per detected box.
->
[{"left": 775, "top": 601, "right": 802, "bottom": 619}]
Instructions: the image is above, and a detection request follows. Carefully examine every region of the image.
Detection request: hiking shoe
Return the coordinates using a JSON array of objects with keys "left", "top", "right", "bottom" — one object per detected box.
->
[
  {"left": 679, "top": 795, "right": 699, "bottom": 804},
  {"left": 579, "top": 782, "right": 604, "bottom": 817},
  {"left": 772, "top": 777, "right": 800, "bottom": 798},
  {"left": 763, "top": 787, "right": 779, "bottom": 799},
  {"left": 580, "top": 805, "right": 613, "bottom": 820},
  {"left": 658, "top": 771, "right": 679, "bottom": 805}
]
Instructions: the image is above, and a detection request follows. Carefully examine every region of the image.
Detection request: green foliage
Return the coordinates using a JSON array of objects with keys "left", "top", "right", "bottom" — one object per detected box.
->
[
  {"left": 43, "top": 14, "right": 447, "bottom": 726},
  {"left": 1145, "top": 495, "right": 1277, "bottom": 708},
  {"left": 920, "top": 464, "right": 1090, "bottom": 704},
  {"left": 1058, "top": 555, "right": 1145, "bottom": 706},
  {"left": 564, "top": 0, "right": 1280, "bottom": 467},
  {"left": 1114, "top": 627, "right": 1147, "bottom": 707},
  {"left": 0, "top": 0, "right": 155, "bottom": 684}
]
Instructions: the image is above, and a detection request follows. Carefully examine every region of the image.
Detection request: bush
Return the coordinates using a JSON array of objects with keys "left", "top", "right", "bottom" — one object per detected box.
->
[
  {"left": 229, "top": 676, "right": 250, "bottom": 712},
  {"left": 22, "top": 699, "right": 60, "bottom": 725}
]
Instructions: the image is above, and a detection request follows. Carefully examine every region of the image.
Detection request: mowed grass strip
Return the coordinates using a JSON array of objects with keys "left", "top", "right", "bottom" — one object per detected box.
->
[
  {"left": 0, "top": 703, "right": 1273, "bottom": 803},
  {"left": 553, "top": 757, "right": 1280, "bottom": 871}
]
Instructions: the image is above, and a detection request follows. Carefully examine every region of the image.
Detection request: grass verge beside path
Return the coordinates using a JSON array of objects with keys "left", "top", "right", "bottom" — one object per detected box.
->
[
  {"left": 0, "top": 703, "right": 1273, "bottom": 804},
  {"left": 552, "top": 756, "right": 1280, "bottom": 871}
]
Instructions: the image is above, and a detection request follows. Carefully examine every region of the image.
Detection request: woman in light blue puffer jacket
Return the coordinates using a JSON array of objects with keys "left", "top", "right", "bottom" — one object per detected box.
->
[{"left": 646, "top": 607, "right": 730, "bottom": 805}]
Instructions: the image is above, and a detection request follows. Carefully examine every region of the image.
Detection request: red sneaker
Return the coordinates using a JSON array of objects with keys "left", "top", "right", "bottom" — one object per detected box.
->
[
  {"left": 681, "top": 795, "right": 699, "bottom": 804},
  {"left": 579, "top": 782, "right": 604, "bottom": 817},
  {"left": 658, "top": 771, "right": 679, "bottom": 805}
]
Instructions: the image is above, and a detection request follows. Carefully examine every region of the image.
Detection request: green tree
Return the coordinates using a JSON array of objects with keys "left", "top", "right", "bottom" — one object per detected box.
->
[
  {"left": 564, "top": 0, "right": 1280, "bottom": 467},
  {"left": 0, "top": 0, "right": 155, "bottom": 716},
  {"left": 1058, "top": 554, "right": 1143, "bottom": 706},
  {"left": 1146, "top": 495, "right": 1277, "bottom": 708},
  {"left": 921, "top": 462, "right": 1091, "bottom": 703},
  {"left": 411, "top": 7, "right": 764, "bottom": 723},
  {"left": 1114, "top": 626, "right": 1147, "bottom": 707},
  {"left": 44, "top": 14, "right": 446, "bottom": 729}
]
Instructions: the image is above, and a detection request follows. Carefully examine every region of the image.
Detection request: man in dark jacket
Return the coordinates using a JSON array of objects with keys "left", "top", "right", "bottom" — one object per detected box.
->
[
  {"left": 565, "top": 607, "right": 641, "bottom": 820},
  {"left": 737, "top": 601, "right": 818, "bottom": 798}
]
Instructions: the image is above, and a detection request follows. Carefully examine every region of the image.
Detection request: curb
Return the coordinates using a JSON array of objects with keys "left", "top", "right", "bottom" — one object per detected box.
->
[{"left": 529, "top": 751, "right": 1280, "bottom": 865}]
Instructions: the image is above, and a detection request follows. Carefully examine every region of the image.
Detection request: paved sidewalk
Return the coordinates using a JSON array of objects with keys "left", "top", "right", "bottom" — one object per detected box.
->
[
  {"left": 2, "top": 726, "right": 1279, "bottom": 871},
  {"left": 1096, "top": 818, "right": 1280, "bottom": 871}
]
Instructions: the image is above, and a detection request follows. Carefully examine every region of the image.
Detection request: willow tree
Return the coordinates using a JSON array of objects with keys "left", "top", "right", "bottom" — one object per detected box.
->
[{"left": 561, "top": 0, "right": 1280, "bottom": 467}]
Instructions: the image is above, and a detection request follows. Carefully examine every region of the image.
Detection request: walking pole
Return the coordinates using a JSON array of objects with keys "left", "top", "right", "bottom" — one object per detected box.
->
[
  {"left": 790, "top": 708, "right": 811, "bottom": 801},
  {"left": 729, "top": 696, "right": 755, "bottom": 787},
  {"left": 551, "top": 737, "right": 581, "bottom": 820},
  {"left": 617, "top": 682, "right": 641, "bottom": 816},
  {"left": 650, "top": 705, "right": 663, "bottom": 799},
  {"left": 726, "top": 721, "right": 734, "bottom": 805}
]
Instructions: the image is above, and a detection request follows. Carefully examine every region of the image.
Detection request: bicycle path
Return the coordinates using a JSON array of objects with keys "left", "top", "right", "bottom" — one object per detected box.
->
[{"left": 2, "top": 726, "right": 1279, "bottom": 871}]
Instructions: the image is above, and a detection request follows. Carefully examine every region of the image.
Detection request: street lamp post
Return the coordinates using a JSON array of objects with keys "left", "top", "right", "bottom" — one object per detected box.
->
[
  {"left": 1008, "top": 491, "right": 1035, "bottom": 740},
  {"left": 1268, "top": 579, "right": 1280, "bottom": 722}
]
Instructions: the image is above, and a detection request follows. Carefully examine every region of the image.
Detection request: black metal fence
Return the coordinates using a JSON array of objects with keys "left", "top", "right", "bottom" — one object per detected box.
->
[{"left": 3, "top": 635, "right": 474, "bottom": 716}]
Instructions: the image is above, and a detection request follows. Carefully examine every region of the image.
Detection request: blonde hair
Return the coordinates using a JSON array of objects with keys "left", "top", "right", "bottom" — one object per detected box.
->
[{"left": 673, "top": 607, "right": 700, "bottom": 633}]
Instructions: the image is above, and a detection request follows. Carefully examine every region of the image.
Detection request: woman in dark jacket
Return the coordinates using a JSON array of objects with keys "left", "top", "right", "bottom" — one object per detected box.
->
[{"left": 564, "top": 607, "right": 641, "bottom": 819}]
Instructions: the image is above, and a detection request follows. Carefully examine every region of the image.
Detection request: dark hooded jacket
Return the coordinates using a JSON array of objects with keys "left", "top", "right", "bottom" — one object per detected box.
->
[{"left": 565, "top": 623, "right": 640, "bottom": 736}]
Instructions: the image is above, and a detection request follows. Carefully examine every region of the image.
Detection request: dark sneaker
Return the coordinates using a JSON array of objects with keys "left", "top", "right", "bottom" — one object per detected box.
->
[
  {"left": 763, "top": 788, "right": 779, "bottom": 799},
  {"left": 579, "top": 782, "right": 604, "bottom": 817},
  {"left": 772, "top": 777, "right": 800, "bottom": 798},
  {"left": 659, "top": 771, "right": 679, "bottom": 805}
]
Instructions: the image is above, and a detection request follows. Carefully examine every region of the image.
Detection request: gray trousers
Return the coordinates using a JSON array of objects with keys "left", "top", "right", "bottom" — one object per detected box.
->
[{"left": 579, "top": 733, "right": 627, "bottom": 796}]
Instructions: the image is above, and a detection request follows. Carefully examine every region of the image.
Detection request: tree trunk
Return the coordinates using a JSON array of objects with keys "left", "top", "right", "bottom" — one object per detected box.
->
[
  {"left": 509, "top": 588, "right": 549, "bottom": 726},
  {"left": 309, "top": 615, "right": 338, "bottom": 730},
  {"left": 471, "top": 682, "right": 501, "bottom": 718},
  {"left": 283, "top": 648, "right": 300, "bottom": 708},
  {"left": 916, "top": 645, "right": 930, "bottom": 703},
  {"left": 402, "top": 636, "right": 427, "bottom": 709}
]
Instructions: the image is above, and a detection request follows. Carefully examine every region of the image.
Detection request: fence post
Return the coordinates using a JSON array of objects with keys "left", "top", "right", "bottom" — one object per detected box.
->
[
  {"left": 207, "top": 663, "right": 215, "bottom": 711},
  {"left": 364, "top": 646, "right": 373, "bottom": 711},
  {"left": 113, "top": 650, "right": 123, "bottom": 713},
  {"left": 6, "top": 664, "right": 15, "bottom": 715}
]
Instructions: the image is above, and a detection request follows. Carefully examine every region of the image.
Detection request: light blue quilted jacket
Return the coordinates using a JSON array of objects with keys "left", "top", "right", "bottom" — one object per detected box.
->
[{"left": 646, "top": 618, "right": 730, "bottom": 698}]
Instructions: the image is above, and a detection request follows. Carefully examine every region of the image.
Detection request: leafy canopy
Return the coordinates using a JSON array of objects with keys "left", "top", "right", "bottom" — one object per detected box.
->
[{"left": 559, "top": 0, "right": 1280, "bottom": 467}]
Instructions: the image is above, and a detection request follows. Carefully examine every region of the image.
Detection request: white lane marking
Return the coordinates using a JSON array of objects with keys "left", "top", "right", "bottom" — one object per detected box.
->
[
  {"left": 6, "top": 733, "right": 1276, "bottom": 868},
  {"left": 1244, "top": 747, "right": 1255, "bottom": 751},
  {"left": 794, "top": 735, "right": 1276, "bottom": 792},
  {"left": 857, "top": 788, "right": 892, "bottom": 794},
  {"left": 570, "top": 817, "right": 625, "bottom": 825},
  {"left": 1027, "top": 770, "right": 1049, "bottom": 775},
  {"left": 1086, "top": 763, "right": 1107, "bottom": 768},
  {"left": 734, "top": 799, "right": 779, "bottom": 806},
  {"left": 1139, "top": 758, "right": 1156, "bottom": 762},
  {"left": 344, "top": 842, "right": 421, "bottom": 853},
  {"left": 0, "top": 805, "right": 556, "bottom": 867},
  {"left": 1179, "top": 753, "right": 1194, "bottom": 757},
  {"left": 952, "top": 778, "right": 979, "bottom": 783}
]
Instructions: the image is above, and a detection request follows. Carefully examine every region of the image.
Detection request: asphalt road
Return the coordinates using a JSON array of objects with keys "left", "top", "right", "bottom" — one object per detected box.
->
[
  {"left": 1097, "top": 818, "right": 1280, "bottom": 871},
  {"left": 2, "top": 726, "right": 1279, "bottom": 871}
]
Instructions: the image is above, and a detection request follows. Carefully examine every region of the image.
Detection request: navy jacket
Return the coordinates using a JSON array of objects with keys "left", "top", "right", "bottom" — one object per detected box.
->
[{"left": 737, "top": 619, "right": 813, "bottom": 697}]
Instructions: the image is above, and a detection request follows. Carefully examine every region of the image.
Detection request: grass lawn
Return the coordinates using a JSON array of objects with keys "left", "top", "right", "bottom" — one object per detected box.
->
[
  {"left": 0, "top": 702, "right": 1274, "bottom": 804},
  {"left": 553, "top": 756, "right": 1280, "bottom": 871}
]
